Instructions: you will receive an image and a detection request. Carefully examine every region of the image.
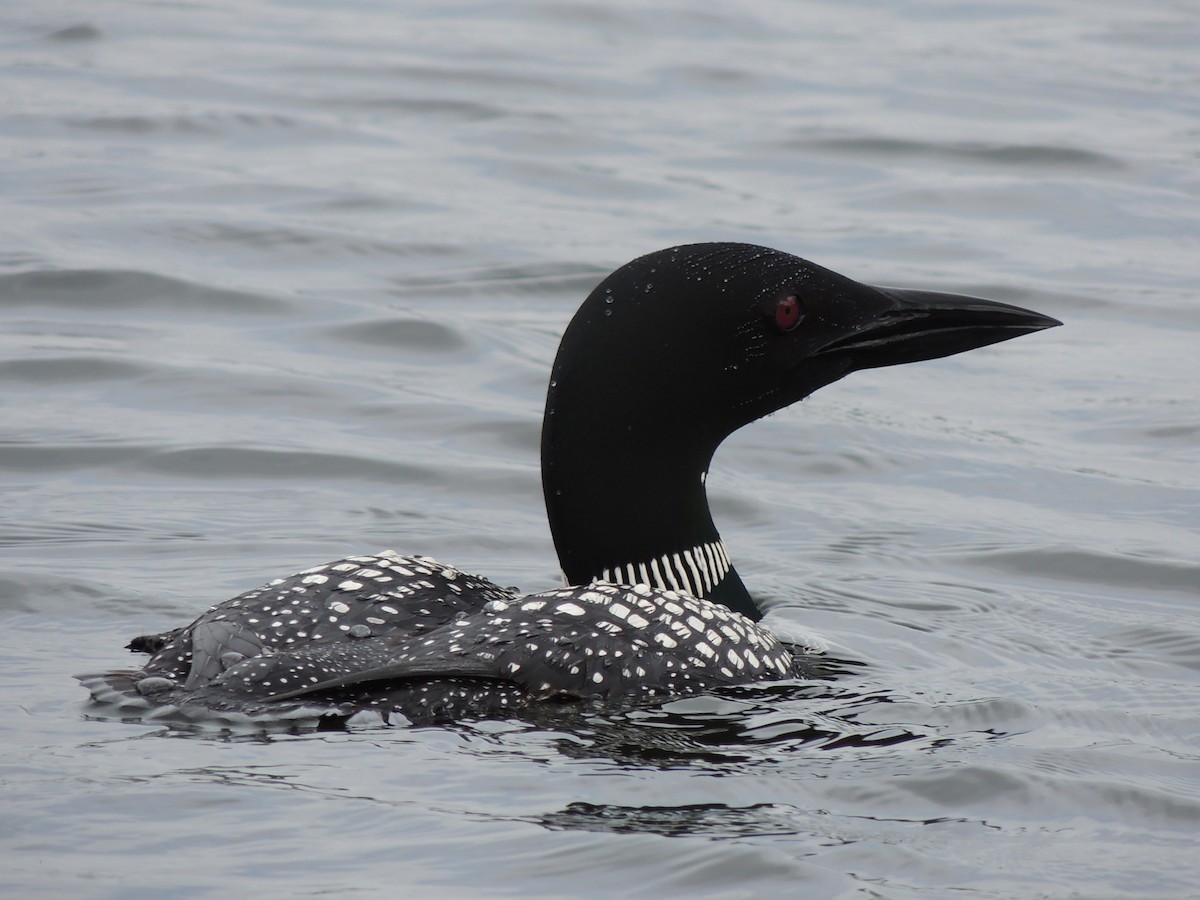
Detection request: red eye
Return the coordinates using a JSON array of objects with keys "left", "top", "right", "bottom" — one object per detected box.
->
[{"left": 775, "top": 295, "right": 802, "bottom": 332}]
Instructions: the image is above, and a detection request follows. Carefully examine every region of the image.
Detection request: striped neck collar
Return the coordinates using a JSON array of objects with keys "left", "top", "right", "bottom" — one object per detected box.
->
[{"left": 596, "top": 539, "right": 731, "bottom": 600}]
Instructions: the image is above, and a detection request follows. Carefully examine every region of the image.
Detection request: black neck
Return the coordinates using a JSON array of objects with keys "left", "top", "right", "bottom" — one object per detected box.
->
[{"left": 541, "top": 398, "right": 762, "bottom": 621}]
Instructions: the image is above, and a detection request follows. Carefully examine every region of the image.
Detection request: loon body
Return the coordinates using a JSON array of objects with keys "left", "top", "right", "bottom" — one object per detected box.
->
[{"left": 79, "top": 243, "right": 1059, "bottom": 726}]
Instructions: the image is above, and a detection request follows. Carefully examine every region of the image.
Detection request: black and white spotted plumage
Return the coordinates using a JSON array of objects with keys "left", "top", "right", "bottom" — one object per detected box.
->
[
  {"left": 125, "top": 552, "right": 514, "bottom": 690},
  {"left": 78, "top": 243, "right": 1058, "bottom": 727},
  {"left": 78, "top": 552, "right": 793, "bottom": 726}
]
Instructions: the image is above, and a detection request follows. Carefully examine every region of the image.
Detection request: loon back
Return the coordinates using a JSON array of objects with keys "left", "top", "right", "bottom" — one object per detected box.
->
[{"left": 78, "top": 242, "right": 1059, "bottom": 726}]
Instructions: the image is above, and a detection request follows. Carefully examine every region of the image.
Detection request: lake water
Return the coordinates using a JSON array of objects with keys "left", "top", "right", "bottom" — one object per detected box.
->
[{"left": 1, "top": 1, "right": 1197, "bottom": 896}]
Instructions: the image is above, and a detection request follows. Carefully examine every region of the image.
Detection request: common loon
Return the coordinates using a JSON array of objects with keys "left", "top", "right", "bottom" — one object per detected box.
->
[{"left": 78, "top": 243, "right": 1059, "bottom": 726}]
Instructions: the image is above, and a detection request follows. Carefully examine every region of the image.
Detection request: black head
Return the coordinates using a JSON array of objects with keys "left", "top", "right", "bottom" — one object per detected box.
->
[
  {"left": 548, "top": 243, "right": 1059, "bottom": 455},
  {"left": 542, "top": 242, "right": 1060, "bottom": 613}
]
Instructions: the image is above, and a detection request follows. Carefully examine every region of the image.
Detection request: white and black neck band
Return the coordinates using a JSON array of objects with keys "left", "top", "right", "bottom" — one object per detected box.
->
[{"left": 595, "top": 539, "right": 731, "bottom": 599}]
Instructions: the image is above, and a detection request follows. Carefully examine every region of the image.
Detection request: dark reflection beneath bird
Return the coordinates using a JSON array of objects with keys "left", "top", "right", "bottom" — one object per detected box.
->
[{"left": 77, "top": 243, "right": 1059, "bottom": 728}]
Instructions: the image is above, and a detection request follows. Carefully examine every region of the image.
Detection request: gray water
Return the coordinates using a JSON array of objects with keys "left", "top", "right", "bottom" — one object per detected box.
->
[{"left": 2, "top": 1, "right": 1198, "bottom": 896}]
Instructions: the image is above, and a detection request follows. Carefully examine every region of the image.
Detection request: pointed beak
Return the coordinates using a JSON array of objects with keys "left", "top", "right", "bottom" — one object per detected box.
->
[{"left": 814, "top": 285, "right": 1061, "bottom": 369}]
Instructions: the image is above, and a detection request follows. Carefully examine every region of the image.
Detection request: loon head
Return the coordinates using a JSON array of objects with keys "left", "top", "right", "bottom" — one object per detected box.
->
[{"left": 542, "top": 242, "right": 1059, "bottom": 619}]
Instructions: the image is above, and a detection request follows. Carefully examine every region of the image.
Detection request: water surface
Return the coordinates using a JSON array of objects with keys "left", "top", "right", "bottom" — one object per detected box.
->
[{"left": 1, "top": 1, "right": 1197, "bottom": 896}]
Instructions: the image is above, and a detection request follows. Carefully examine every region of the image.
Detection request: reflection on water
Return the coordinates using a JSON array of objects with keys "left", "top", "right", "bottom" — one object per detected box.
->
[{"left": 538, "top": 801, "right": 814, "bottom": 839}]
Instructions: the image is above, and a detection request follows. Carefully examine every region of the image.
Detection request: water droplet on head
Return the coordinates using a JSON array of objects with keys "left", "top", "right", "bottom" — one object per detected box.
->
[{"left": 603, "top": 309, "right": 612, "bottom": 317}]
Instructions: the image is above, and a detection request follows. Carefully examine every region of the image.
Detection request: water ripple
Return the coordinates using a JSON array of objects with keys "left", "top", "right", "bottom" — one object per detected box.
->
[
  {"left": 0, "top": 269, "right": 287, "bottom": 314},
  {"left": 797, "top": 135, "right": 1126, "bottom": 171}
]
